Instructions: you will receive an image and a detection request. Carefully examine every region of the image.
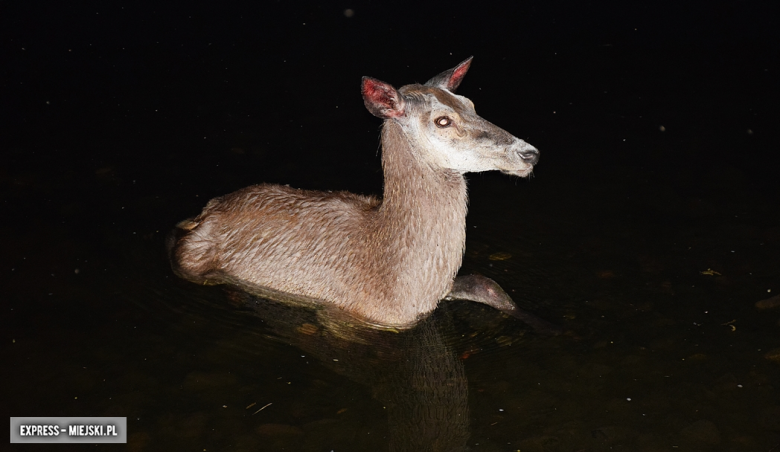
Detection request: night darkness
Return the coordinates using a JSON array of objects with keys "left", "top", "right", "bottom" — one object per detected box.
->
[{"left": 3, "top": 1, "right": 780, "bottom": 451}]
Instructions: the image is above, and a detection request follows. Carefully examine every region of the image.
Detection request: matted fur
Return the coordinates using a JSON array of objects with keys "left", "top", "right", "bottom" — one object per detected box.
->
[{"left": 169, "top": 58, "right": 538, "bottom": 328}]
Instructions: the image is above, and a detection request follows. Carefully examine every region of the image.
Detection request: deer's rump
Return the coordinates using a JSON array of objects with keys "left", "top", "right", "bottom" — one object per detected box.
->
[{"left": 168, "top": 184, "right": 383, "bottom": 300}]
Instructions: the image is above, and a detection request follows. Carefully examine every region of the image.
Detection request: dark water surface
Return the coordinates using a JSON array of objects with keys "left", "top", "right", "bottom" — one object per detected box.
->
[
  {"left": 5, "top": 107, "right": 780, "bottom": 451},
  {"left": 3, "top": 4, "right": 780, "bottom": 451}
]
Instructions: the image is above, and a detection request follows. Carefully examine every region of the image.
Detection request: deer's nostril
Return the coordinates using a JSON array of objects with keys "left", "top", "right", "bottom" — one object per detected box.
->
[{"left": 518, "top": 147, "right": 540, "bottom": 165}]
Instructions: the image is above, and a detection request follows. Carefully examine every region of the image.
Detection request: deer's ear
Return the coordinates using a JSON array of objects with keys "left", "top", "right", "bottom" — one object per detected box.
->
[
  {"left": 361, "top": 77, "right": 405, "bottom": 119},
  {"left": 425, "top": 56, "right": 473, "bottom": 92}
]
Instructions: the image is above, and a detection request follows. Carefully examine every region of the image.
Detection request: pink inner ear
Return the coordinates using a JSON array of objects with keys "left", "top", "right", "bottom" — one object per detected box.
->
[
  {"left": 448, "top": 59, "right": 472, "bottom": 90},
  {"left": 363, "top": 78, "right": 404, "bottom": 118},
  {"left": 452, "top": 65, "right": 469, "bottom": 84},
  {"left": 364, "top": 81, "right": 393, "bottom": 105}
]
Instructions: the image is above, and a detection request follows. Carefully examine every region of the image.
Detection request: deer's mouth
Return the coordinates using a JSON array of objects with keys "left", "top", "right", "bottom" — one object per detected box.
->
[{"left": 501, "top": 167, "right": 534, "bottom": 178}]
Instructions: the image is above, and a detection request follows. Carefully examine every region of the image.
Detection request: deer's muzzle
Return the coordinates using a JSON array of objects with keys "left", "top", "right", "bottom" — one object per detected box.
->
[{"left": 518, "top": 146, "right": 540, "bottom": 165}]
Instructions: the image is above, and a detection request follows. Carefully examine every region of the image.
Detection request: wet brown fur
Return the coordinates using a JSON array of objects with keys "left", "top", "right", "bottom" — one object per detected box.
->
[{"left": 169, "top": 60, "right": 537, "bottom": 328}]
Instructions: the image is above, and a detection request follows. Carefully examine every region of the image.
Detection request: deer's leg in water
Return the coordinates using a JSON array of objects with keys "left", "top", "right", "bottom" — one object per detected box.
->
[{"left": 446, "top": 275, "right": 565, "bottom": 335}]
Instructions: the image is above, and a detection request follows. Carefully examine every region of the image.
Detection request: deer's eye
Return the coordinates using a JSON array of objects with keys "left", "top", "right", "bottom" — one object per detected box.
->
[{"left": 434, "top": 116, "right": 452, "bottom": 128}]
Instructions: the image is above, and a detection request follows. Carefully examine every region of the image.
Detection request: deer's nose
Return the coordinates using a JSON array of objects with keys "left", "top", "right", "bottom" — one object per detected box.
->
[{"left": 518, "top": 147, "right": 539, "bottom": 165}]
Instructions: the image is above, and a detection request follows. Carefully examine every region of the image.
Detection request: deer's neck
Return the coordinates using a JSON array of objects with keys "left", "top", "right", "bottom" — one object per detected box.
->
[{"left": 374, "top": 120, "right": 468, "bottom": 309}]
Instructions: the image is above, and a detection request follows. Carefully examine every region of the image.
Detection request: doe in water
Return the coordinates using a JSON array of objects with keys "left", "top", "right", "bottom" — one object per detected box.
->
[{"left": 169, "top": 57, "right": 556, "bottom": 331}]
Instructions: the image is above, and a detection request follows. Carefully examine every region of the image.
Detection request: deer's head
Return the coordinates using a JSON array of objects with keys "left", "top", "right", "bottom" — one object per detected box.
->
[{"left": 362, "top": 57, "right": 539, "bottom": 177}]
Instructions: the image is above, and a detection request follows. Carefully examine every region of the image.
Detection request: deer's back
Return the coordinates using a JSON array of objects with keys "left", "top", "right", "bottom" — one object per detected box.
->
[{"left": 171, "top": 184, "right": 386, "bottom": 302}]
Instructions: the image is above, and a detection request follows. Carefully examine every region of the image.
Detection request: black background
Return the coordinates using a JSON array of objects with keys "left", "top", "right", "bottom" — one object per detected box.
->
[
  {"left": 3, "top": 3, "right": 780, "bottom": 450},
  {"left": 3, "top": 1, "right": 778, "bottom": 197}
]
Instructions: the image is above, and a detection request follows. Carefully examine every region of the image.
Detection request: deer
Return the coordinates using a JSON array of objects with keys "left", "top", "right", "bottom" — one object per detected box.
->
[{"left": 168, "top": 57, "right": 558, "bottom": 332}]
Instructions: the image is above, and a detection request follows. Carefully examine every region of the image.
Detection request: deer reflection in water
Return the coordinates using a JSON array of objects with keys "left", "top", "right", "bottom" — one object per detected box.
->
[{"left": 231, "top": 290, "right": 472, "bottom": 452}]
